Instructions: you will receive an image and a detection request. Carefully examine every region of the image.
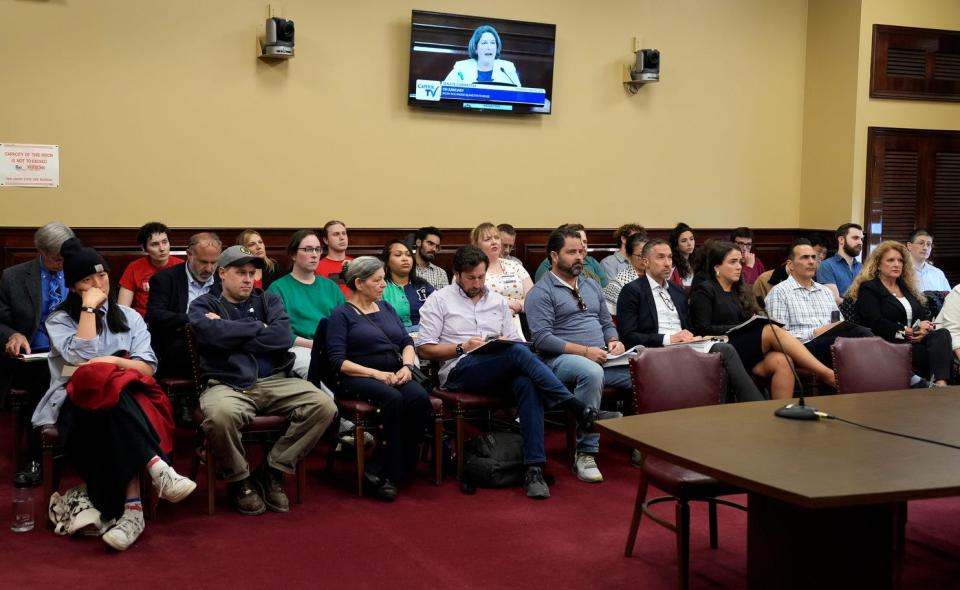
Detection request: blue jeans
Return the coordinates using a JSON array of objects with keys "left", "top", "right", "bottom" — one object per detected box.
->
[
  {"left": 444, "top": 343, "right": 575, "bottom": 465},
  {"left": 544, "top": 354, "right": 632, "bottom": 454}
]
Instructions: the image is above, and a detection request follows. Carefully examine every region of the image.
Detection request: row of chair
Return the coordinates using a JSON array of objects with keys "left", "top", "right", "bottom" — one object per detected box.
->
[{"left": 625, "top": 336, "right": 914, "bottom": 590}]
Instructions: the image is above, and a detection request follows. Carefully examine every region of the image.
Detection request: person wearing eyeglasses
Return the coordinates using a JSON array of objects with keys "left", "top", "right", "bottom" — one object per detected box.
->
[
  {"left": 616, "top": 239, "right": 766, "bottom": 404},
  {"left": 731, "top": 227, "right": 765, "bottom": 285},
  {"left": 525, "top": 228, "right": 632, "bottom": 484},
  {"left": 602, "top": 232, "right": 648, "bottom": 314},
  {"left": 267, "top": 229, "right": 345, "bottom": 378},
  {"left": 905, "top": 229, "right": 951, "bottom": 292},
  {"left": 1, "top": 222, "right": 75, "bottom": 488}
]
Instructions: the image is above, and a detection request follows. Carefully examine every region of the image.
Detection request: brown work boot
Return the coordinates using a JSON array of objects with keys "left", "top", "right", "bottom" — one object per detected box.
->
[
  {"left": 229, "top": 478, "right": 266, "bottom": 516},
  {"left": 254, "top": 465, "right": 290, "bottom": 513}
]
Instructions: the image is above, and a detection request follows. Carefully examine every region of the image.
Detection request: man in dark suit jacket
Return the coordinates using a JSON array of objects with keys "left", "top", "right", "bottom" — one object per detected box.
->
[
  {"left": 0, "top": 222, "right": 75, "bottom": 485},
  {"left": 146, "top": 232, "right": 222, "bottom": 378},
  {"left": 616, "top": 239, "right": 765, "bottom": 403}
]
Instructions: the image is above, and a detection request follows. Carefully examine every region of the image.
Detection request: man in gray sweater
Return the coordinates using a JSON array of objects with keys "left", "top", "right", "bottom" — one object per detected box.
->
[{"left": 525, "top": 228, "right": 632, "bottom": 484}]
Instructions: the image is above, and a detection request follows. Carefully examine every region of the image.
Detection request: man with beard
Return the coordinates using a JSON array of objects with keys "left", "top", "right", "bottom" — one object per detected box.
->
[
  {"left": 417, "top": 245, "right": 598, "bottom": 499},
  {"left": 146, "top": 232, "right": 222, "bottom": 379},
  {"left": 412, "top": 226, "right": 449, "bottom": 290},
  {"left": 817, "top": 223, "right": 864, "bottom": 302},
  {"left": 525, "top": 228, "right": 631, "bottom": 484}
]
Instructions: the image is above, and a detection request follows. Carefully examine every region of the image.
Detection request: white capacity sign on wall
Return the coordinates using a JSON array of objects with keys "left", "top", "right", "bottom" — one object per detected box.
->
[{"left": 1, "top": 143, "right": 60, "bottom": 187}]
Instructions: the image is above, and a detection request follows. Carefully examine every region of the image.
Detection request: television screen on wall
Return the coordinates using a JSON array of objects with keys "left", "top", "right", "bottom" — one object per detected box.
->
[{"left": 408, "top": 10, "right": 556, "bottom": 115}]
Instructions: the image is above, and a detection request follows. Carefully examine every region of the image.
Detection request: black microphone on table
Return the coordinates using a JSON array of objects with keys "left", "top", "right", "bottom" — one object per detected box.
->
[
  {"left": 771, "top": 317, "right": 819, "bottom": 421},
  {"left": 500, "top": 67, "right": 519, "bottom": 86}
]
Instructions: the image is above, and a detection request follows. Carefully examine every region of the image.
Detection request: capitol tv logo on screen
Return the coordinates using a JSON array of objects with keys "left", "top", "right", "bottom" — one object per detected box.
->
[{"left": 416, "top": 80, "right": 442, "bottom": 101}]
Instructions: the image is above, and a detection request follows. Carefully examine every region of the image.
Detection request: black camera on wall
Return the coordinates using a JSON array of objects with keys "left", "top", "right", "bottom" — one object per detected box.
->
[
  {"left": 630, "top": 49, "right": 660, "bottom": 82},
  {"left": 263, "top": 17, "right": 295, "bottom": 57}
]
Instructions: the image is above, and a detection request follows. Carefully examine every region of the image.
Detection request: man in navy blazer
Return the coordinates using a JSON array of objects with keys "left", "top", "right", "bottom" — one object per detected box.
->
[
  {"left": 616, "top": 239, "right": 764, "bottom": 403},
  {"left": 0, "top": 222, "right": 75, "bottom": 486},
  {"left": 146, "top": 232, "right": 222, "bottom": 378}
]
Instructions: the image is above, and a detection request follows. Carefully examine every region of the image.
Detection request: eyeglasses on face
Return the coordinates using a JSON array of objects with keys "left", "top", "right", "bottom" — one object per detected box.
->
[
  {"left": 298, "top": 247, "right": 322, "bottom": 254},
  {"left": 734, "top": 241, "right": 753, "bottom": 249}
]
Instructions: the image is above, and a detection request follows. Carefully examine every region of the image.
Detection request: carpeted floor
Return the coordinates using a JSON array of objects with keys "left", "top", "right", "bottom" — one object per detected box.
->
[{"left": 2, "top": 411, "right": 959, "bottom": 590}]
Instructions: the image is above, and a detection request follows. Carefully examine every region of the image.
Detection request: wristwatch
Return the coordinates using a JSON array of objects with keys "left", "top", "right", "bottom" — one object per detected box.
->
[
  {"left": 80, "top": 306, "right": 97, "bottom": 314},
  {"left": 456, "top": 343, "right": 465, "bottom": 357}
]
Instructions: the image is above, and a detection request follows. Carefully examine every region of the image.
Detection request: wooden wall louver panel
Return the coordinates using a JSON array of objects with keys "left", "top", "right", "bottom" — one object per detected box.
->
[
  {"left": 871, "top": 25, "right": 960, "bottom": 101},
  {"left": 879, "top": 151, "right": 920, "bottom": 243},
  {"left": 866, "top": 128, "right": 960, "bottom": 287}
]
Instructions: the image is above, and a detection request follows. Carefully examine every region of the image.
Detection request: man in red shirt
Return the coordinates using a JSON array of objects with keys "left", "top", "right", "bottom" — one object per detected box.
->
[
  {"left": 118, "top": 222, "right": 184, "bottom": 316},
  {"left": 314, "top": 220, "right": 352, "bottom": 297}
]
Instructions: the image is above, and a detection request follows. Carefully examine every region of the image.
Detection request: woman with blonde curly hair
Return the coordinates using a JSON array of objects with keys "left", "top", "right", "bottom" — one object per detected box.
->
[{"left": 847, "top": 241, "right": 953, "bottom": 386}]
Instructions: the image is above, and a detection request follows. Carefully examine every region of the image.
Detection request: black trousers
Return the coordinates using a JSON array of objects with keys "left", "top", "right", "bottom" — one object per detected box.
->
[
  {"left": 339, "top": 352, "right": 431, "bottom": 483},
  {"left": 912, "top": 328, "right": 954, "bottom": 383},
  {"left": 58, "top": 394, "right": 166, "bottom": 521}
]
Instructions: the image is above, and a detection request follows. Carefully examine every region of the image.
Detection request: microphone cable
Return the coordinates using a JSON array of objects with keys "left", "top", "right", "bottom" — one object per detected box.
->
[{"left": 816, "top": 411, "right": 960, "bottom": 451}]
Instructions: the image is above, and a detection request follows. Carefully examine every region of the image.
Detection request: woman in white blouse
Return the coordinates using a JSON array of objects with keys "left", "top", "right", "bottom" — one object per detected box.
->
[{"left": 470, "top": 222, "right": 533, "bottom": 322}]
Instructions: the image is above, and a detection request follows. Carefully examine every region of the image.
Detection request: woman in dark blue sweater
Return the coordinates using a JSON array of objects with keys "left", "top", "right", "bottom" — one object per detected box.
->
[{"left": 325, "top": 257, "right": 431, "bottom": 501}]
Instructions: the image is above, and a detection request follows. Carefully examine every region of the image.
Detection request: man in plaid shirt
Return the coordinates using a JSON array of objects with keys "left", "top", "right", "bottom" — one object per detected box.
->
[{"left": 765, "top": 239, "right": 872, "bottom": 367}]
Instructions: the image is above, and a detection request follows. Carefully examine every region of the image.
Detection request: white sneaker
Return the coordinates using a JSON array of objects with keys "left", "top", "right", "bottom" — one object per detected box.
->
[
  {"left": 102, "top": 508, "right": 145, "bottom": 551},
  {"left": 153, "top": 465, "right": 197, "bottom": 503},
  {"left": 573, "top": 452, "right": 604, "bottom": 483}
]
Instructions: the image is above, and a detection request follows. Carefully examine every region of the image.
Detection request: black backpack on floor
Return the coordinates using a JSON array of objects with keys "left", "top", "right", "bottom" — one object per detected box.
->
[{"left": 463, "top": 431, "right": 525, "bottom": 488}]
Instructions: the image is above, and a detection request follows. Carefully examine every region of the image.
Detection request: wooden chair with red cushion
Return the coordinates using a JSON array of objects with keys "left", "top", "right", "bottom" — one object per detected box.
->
[
  {"left": 626, "top": 346, "right": 746, "bottom": 590},
  {"left": 831, "top": 336, "right": 912, "bottom": 393}
]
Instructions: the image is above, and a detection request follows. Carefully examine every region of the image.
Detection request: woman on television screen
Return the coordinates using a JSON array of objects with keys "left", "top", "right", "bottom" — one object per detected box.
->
[{"left": 444, "top": 25, "right": 521, "bottom": 86}]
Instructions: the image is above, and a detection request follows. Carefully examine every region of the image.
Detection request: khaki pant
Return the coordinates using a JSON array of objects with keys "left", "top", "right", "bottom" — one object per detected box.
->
[{"left": 200, "top": 373, "right": 337, "bottom": 482}]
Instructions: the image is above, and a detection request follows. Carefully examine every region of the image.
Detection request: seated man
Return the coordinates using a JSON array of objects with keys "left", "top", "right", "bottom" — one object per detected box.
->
[
  {"left": 118, "top": 221, "right": 184, "bottom": 317},
  {"left": 816, "top": 223, "right": 863, "bottom": 303},
  {"left": 525, "top": 228, "right": 633, "bottom": 483},
  {"left": 315, "top": 220, "right": 352, "bottom": 297},
  {"left": 496, "top": 223, "right": 523, "bottom": 264},
  {"left": 413, "top": 226, "right": 450, "bottom": 290},
  {"left": 189, "top": 245, "right": 337, "bottom": 515},
  {"left": 417, "top": 246, "right": 597, "bottom": 500},
  {"left": 146, "top": 232, "right": 222, "bottom": 379},
  {"left": 617, "top": 239, "right": 766, "bottom": 404},
  {"left": 0, "top": 222, "right": 75, "bottom": 486},
  {"left": 534, "top": 223, "right": 608, "bottom": 286},
  {"left": 765, "top": 239, "right": 872, "bottom": 368},
  {"left": 600, "top": 223, "right": 644, "bottom": 281},
  {"left": 906, "top": 229, "right": 951, "bottom": 292}
]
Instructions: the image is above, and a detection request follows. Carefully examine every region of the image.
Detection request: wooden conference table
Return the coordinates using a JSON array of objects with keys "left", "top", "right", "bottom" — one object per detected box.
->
[{"left": 596, "top": 388, "right": 960, "bottom": 590}]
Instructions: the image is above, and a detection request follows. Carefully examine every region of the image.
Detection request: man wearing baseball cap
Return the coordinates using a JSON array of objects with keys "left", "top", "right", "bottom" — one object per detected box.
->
[{"left": 189, "top": 245, "right": 337, "bottom": 515}]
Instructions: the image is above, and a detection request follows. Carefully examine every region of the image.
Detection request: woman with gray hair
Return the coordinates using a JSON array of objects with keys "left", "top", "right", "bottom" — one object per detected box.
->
[{"left": 320, "top": 256, "right": 430, "bottom": 502}]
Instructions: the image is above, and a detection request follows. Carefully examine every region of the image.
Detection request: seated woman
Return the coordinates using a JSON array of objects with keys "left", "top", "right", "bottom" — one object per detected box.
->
[
  {"left": 325, "top": 257, "right": 431, "bottom": 502},
  {"left": 380, "top": 240, "right": 434, "bottom": 333},
  {"left": 472, "top": 222, "right": 532, "bottom": 332},
  {"left": 668, "top": 222, "right": 696, "bottom": 287},
  {"left": 847, "top": 241, "right": 953, "bottom": 386},
  {"left": 31, "top": 238, "right": 195, "bottom": 551},
  {"left": 602, "top": 232, "right": 647, "bottom": 314},
  {"left": 237, "top": 229, "right": 282, "bottom": 290},
  {"left": 689, "top": 241, "right": 837, "bottom": 399},
  {"left": 267, "top": 229, "right": 345, "bottom": 379}
]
